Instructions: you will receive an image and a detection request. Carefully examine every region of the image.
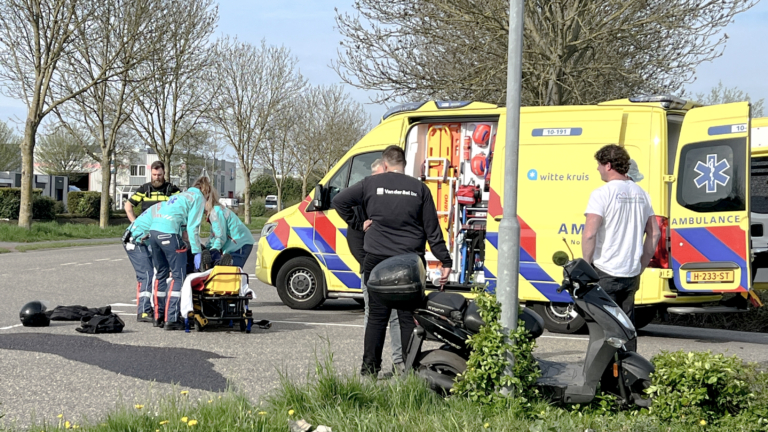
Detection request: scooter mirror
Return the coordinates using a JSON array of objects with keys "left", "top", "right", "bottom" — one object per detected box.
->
[{"left": 552, "top": 251, "right": 569, "bottom": 266}]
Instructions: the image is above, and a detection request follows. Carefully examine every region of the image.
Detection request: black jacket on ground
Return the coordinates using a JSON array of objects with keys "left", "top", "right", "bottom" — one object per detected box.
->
[{"left": 333, "top": 172, "right": 452, "bottom": 268}]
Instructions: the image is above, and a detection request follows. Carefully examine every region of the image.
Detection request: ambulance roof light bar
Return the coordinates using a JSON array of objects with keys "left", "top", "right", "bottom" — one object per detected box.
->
[
  {"left": 628, "top": 95, "right": 687, "bottom": 110},
  {"left": 382, "top": 101, "right": 428, "bottom": 121},
  {"left": 381, "top": 100, "right": 476, "bottom": 121}
]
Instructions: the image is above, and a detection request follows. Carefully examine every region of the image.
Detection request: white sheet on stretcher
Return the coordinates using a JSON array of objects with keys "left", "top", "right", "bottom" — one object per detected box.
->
[{"left": 180, "top": 268, "right": 255, "bottom": 317}]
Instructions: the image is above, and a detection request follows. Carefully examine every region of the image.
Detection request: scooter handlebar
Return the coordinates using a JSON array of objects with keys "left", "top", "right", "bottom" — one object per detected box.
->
[{"left": 556, "top": 280, "right": 569, "bottom": 294}]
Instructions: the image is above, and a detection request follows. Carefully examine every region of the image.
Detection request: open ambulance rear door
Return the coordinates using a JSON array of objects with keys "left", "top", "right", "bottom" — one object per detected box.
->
[{"left": 669, "top": 102, "right": 751, "bottom": 294}]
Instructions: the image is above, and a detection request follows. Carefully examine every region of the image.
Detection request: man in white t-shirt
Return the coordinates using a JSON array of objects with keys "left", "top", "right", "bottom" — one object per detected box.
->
[{"left": 582, "top": 145, "right": 661, "bottom": 351}]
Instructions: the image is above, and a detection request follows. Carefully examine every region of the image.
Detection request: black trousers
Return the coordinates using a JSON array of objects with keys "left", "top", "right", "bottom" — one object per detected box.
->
[
  {"left": 595, "top": 268, "right": 640, "bottom": 352},
  {"left": 361, "top": 253, "right": 417, "bottom": 375}
]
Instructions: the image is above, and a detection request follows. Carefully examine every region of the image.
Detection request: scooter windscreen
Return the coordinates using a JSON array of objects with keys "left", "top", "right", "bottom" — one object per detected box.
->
[{"left": 562, "top": 258, "right": 600, "bottom": 287}]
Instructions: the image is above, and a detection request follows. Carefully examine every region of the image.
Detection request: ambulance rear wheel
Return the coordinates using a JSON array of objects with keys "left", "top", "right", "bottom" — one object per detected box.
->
[
  {"left": 276, "top": 257, "right": 326, "bottom": 310},
  {"left": 533, "top": 302, "right": 585, "bottom": 334}
]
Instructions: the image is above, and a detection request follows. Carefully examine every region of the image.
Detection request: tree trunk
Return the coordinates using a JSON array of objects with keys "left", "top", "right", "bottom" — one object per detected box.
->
[
  {"left": 276, "top": 182, "right": 283, "bottom": 213},
  {"left": 240, "top": 166, "right": 251, "bottom": 225},
  {"left": 18, "top": 119, "right": 38, "bottom": 229},
  {"left": 301, "top": 175, "right": 308, "bottom": 200},
  {"left": 100, "top": 151, "right": 111, "bottom": 229},
  {"left": 163, "top": 154, "right": 172, "bottom": 182}
]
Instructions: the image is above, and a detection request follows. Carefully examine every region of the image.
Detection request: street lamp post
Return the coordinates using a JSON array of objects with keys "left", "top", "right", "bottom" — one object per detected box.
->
[{"left": 496, "top": 0, "right": 525, "bottom": 386}]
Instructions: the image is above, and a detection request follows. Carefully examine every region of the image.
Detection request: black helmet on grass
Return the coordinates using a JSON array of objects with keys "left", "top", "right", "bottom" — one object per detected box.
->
[{"left": 19, "top": 301, "right": 50, "bottom": 327}]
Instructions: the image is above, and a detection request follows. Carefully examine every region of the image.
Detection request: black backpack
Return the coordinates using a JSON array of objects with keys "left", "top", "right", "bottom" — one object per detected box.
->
[{"left": 76, "top": 314, "right": 125, "bottom": 334}]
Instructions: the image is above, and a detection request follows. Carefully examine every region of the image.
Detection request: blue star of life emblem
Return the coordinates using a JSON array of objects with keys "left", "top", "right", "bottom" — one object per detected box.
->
[{"left": 693, "top": 154, "right": 730, "bottom": 193}]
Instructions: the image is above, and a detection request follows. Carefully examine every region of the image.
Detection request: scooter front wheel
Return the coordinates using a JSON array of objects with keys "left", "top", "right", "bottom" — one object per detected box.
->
[{"left": 416, "top": 350, "right": 467, "bottom": 394}]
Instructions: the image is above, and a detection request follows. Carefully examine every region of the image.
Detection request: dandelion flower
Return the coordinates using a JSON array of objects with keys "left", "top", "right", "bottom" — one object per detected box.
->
[
  {"left": 288, "top": 409, "right": 295, "bottom": 416},
  {"left": 160, "top": 420, "right": 169, "bottom": 425},
  {"left": 65, "top": 421, "right": 71, "bottom": 429},
  {"left": 73, "top": 426, "right": 80, "bottom": 429},
  {"left": 181, "top": 416, "right": 188, "bottom": 423},
  {"left": 700, "top": 420, "right": 707, "bottom": 426},
  {"left": 135, "top": 404, "right": 144, "bottom": 410},
  {"left": 57, "top": 414, "right": 64, "bottom": 419},
  {"left": 208, "top": 400, "right": 213, "bottom": 404},
  {"left": 188, "top": 420, "right": 198, "bottom": 426},
  {"left": 180, "top": 391, "right": 189, "bottom": 396},
  {"left": 484, "top": 423, "right": 490, "bottom": 428},
  {"left": 258, "top": 412, "right": 267, "bottom": 416}
]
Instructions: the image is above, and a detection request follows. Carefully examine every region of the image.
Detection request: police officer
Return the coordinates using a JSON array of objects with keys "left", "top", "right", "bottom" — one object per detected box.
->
[
  {"left": 333, "top": 145, "right": 452, "bottom": 377},
  {"left": 124, "top": 160, "right": 180, "bottom": 222}
]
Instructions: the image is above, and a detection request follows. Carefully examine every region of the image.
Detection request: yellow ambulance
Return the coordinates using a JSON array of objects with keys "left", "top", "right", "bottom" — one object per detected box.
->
[{"left": 256, "top": 96, "right": 763, "bottom": 333}]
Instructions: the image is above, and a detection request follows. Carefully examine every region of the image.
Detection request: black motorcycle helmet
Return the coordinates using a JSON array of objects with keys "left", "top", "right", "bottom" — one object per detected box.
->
[{"left": 19, "top": 301, "right": 50, "bottom": 327}]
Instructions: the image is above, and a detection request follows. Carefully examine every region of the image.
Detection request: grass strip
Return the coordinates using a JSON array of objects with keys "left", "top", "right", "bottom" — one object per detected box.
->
[
  {"left": 15, "top": 240, "right": 121, "bottom": 252},
  {"left": 0, "top": 221, "right": 128, "bottom": 243},
  {"left": 12, "top": 353, "right": 768, "bottom": 432},
  {"left": 0, "top": 247, "right": 11, "bottom": 253}
]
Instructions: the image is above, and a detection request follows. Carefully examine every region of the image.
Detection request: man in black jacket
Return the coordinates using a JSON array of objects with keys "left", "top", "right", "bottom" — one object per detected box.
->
[{"left": 334, "top": 145, "right": 452, "bottom": 376}]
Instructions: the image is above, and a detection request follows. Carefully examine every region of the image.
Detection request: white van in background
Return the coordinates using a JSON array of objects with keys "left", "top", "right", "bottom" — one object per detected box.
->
[
  {"left": 219, "top": 198, "right": 239, "bottom": 208},
  {"left": 265, "top": 195, "right": 280, "bottom": 210}
]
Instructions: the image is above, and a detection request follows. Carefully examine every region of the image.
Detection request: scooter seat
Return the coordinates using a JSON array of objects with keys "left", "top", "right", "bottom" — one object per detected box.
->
[
  {"left": 463, "top": 301, "right": 485, "bottom": 333},
  {"left": 426, "top": 292, "right": 467, "bottom": 318}
]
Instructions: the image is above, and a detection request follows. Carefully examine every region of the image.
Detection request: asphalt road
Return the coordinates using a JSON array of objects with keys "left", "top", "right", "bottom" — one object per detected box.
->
[{"left": 2, "top": 243, "right": 768, "bottom": 427}]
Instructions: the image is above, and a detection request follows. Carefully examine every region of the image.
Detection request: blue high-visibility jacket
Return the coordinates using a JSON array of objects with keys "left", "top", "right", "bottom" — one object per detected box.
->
[
  {"left": 206, "top": 205, "right": 255, "bottom": 253},
  {"left": 149, "top": 187, "right": 206, "bottom": 253},
  {"left": 128, "top": 202, "right": 165, "bottom": 244}
]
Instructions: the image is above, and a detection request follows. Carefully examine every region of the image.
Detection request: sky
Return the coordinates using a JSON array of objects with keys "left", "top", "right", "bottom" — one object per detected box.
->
[{"left": 0, "top": 0, "right": 766, "bottom": 131}]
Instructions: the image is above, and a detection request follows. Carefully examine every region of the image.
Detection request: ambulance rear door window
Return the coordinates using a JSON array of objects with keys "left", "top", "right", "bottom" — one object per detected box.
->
[
  {"left": 676, "top": 138, "right": 746, "bottom": 212},
  {"left": 751, "top": 156, "right": 768, "bottom": 214}
]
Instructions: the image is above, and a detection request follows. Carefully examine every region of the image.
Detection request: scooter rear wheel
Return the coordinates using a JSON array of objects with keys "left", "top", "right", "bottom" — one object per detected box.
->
[{"left": 416, "top": 350, "right": 467, "bottom": 394}]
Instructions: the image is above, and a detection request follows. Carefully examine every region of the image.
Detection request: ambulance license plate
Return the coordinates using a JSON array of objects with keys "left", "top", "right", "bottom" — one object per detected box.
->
[{"left": 686, "top": 271, "right": 735, "bottom": 283}]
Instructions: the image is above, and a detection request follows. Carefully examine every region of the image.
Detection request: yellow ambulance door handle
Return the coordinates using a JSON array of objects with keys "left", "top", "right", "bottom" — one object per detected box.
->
[{"left": 663, "top": 175, "right": 676, "bottom": 183}]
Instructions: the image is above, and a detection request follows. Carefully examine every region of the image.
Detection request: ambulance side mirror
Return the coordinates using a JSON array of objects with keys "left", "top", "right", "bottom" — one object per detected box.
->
[{"left": 311, "top": 184, "right": 328, "bottom": 211}]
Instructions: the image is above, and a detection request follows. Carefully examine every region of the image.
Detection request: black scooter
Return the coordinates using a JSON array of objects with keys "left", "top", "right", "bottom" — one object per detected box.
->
[{"left": 366, "top": 252, "right": 655, "bottom": 407}]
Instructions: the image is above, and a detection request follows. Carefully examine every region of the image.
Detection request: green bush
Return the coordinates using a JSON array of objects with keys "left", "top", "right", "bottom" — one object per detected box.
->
[
  {"left": 53, "top": 200, "right": 66, "bottom": 215},
  {"left": 248, "top": 174, "right": 305, "bottom": 202},
  {"left": 249, "top": 198, "right": 277, "bottom": 218},
  {"left": 67, "top": 191, "right": 86, "bottom": 214},
  {"left": 452, "top": 288, "right": 541, "bottom": 405},
  {"left": 74, "top": 192, "right": 112, "bottom": 219},
  {"left": 32, "top": 196, "right": 56, "bottom": 220},
  {"left": 0, "top": 188, "right": 42, "bottom": 219},
  {"left": 646, "top": 350, "right": 768, "bottom": 423}
]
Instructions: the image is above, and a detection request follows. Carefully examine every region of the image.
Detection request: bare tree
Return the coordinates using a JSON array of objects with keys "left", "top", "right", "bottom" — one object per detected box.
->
[
  {"left": 334, "top": 0, "right": 756, "bottom": 106},
  {"left": 0, "top": 0, "right": 149, "bottom": 228},
  {"left": 208, "top": 37, "right": 306, "bottom": 223},
  {"left": 129, "top": 0, "right": 218, "bottom": 181},
  {"left": 257, "top": 103, "right": 302, "bottom": 213},
  {"left": 694, "top": 81, "right": 765, "bottom": 118},
  {"left": 52, "top": 0, "right": 165, "bottom": 228},
  {"left": 36, "top": 126, "right": 94, "bottom": 180},
  {"left": 292, "top": 84, "right": 370, "bottom": 198},
  {"left": 0, "top": 121, "right": 21, "bottom": 171}
]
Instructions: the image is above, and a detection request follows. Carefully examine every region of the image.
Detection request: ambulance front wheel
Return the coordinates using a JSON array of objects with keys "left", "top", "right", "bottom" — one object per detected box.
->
[
  {"left": 276, "top": 256, "right": 326, "bottom": 310},
  {"left": 532, "top": 302, "right": 585, "bottom": 334}
]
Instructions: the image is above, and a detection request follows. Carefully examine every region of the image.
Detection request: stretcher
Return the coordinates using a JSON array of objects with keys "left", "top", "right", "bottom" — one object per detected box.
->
[{"left": 180, "top": 266, "right": 271, "bottom": 333}]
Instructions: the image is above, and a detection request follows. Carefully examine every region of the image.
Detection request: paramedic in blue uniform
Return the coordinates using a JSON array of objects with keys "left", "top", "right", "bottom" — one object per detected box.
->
[
  {"left": 122, "top": 202, "right": 163, "bottom": 323},
  {"left": 124, "top": 160, "right": 180, "bottom": 222},
  {"left": 148, "top": 176, "right": 214, "bottom": 330},
  {"left": 207, "top": 189, "right": 256, "bottom": 268},
  {"left": 582, "top": 145, "right": 660, "bottom": 352},
  {"left": 333, "top": 145, "right": 452, "bottom": 377}
]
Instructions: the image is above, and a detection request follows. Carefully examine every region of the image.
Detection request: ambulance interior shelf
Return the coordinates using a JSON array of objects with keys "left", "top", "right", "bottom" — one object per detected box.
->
[{"left": 405, "top": 120, "right": 497, "bottom": 285}]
